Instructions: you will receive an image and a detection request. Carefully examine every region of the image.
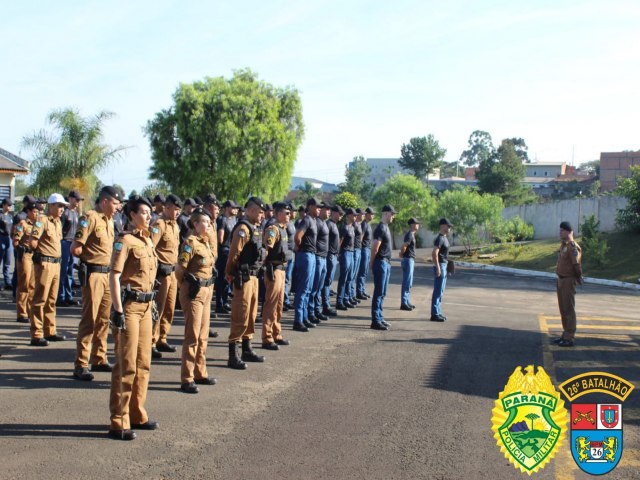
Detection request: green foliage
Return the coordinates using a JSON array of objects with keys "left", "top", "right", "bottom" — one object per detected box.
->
[
  {"left": 581, "top": 159, "right": 600, "bottom": 176},
  {"left": 372, "top": 173, "right": 436, "bottom": 235},
  {"left": 477, "top": 139, "right": 533, "bottom": 206},
  {"left": 439, "top": 160, "right": 460, "bottom": 178},
  {"left": 146, "top": 69, "right": 304, "bottom": 201},
  {"left": 21, "top": 108, "right": 127, "bottom": 199},
  {"left": 399, "top": 135, "right": 446, "bottom": 183},
  {"left": 615, "top": 165, "right": 640, "bottom": 232},
  {"left": 339, "top": 155, "right": 374, "bottom": 203},
  {"left": 504, "top": 137, "right": 529, "bottom": 163},
  {"left": 333, "top": 191, "right": 359, "bottom": 210},
  {"left": 493, "top": 216, "right": 535, "bottom": 243},
  {"left": 296, "top": 181, "right": 321, "bottom": 199},
  {"left": 581, "top": 214, "right": 609, "bottom": 267},
  {"left": 460, "top": 130, "right": 494, "bottom": 167},
  {"left": 141, "top": 181, "right": 171, "bottom": 199},
  {"left": 432, "top": 188, "right": 503, "bottom": 254}
]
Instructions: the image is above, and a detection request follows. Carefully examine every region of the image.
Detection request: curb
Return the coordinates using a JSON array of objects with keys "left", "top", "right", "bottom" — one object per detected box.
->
[{"left": 455, "top": 261, "right": 640, "bottom": 291}]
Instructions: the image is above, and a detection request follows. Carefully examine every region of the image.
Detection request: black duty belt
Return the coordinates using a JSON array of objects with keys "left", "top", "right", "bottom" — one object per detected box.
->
[
  {"left": 266, "top": 263, "right": 287, "bottom": 271},
  {"left": 19, "top": 245, "right": 33, "bottom": 253},
  {"left": 249, "top": 268, "right": 261, "bottom": 277},
  {"left": 33, "top": 253, "right": 61, "bottom": 264},
  {"left": 196, "top": 276, "right": 215, "bottom": 287},
  {"left": 124, "top": 290, "right": 157, "bottom": 303},
  {"left": 86, "top": 263, "right": 110, "bottom": 273}
]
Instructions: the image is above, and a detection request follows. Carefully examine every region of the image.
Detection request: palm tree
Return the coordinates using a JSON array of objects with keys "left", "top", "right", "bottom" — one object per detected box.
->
[
  {"left": 525, "top": 413, "right": 540, "bottom": 431},
  {"left": 21, "top": 108, "right": 128, "bottom": 198},
  {"left": 296, "top": 180, "right": 321, "bottom": 199}
]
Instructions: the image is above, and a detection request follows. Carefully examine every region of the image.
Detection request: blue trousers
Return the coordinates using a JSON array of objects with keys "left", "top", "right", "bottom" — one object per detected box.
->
[
  {"left": 284, "top": 256, "right": 295, "bottom": 307},
  {"left": 308, "top": 255, "right": 327, "bottom": 316},
  {"left": 0, "top": 235, "right": 12, "bottom": 286},
  {"left": 357, "top": 247, "right": 371, "bottom": 296},
  {"left": 57, "top": 240, "right": 74, "bottom": 301},
  {"left": 431, "top": 261, "right": 448, "bottom": 316},
  {"left": 336, "top": 251, "right": 353, "bottom": 305},
  {"left": 215, "top": 248, "right": 230, "bottom": 307},
  {"left": 348, "top": 248, "right": 361, "bottom": 300},
  {"left": 371, "top": 259, "right": 390, "bottom": 324},
  {"left": 322, "top": 254, "right": 338, "bottom": 309},
  {"left": 293, "top": 251, "right": 316, "bottom": 326},
  {"left": 401, "top": 257, "right": 415, "bottom": 306}
]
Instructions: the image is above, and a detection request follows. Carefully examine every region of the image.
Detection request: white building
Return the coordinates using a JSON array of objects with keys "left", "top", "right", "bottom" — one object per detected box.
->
[{"left": 0, "top": 147, "right": 29, "bottom": 202}]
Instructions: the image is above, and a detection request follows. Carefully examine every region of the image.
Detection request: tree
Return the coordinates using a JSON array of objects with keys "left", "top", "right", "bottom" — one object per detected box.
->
[
  {"left": 505, "top": 137, "right": 529, "bottom": 163},
  {"left": 581, "top": 159, "right": 600, "bottom": 176},
  {"left": 525, "top": 413, "right": 540, "bottom": 431},
  {"left": 296, "top": 181, "right": 321, "bottom": 199},
  {"left": 339, "top": 155, "right": 374, "bottom": 202},
  {"left": 333, "top": 191, "right": 359, "bottom": 210},
  {"left": 21, "top": 108, "right": 127, "bottom": 199},
  {"left": 432, "top": 188, "right": 503, "bottom": 254},
  {"left": 439, "top": 161, "right": 460, "bottom": 179},
  {"left": 399, "top": 135, "right": 446, "bottom": 184},
  {"left": 459, "top": 130, "right": 494, "bottom": 167},
  {"left": 615, "top": 165, "right": 640, "bottom": 232},
  {"left": 145, "top": 69, "right": 304, "bottom": 201},
  {"left": 141, "top": 181, "right": 171, "bottom": 199}
]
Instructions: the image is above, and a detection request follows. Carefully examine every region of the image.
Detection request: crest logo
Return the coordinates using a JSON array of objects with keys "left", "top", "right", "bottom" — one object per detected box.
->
[
  {"left": 559, "top": 372, "right": 634, "bottom": 476},
  {"left": 492, "top": 365, "right": 567, "bottom": 475}
]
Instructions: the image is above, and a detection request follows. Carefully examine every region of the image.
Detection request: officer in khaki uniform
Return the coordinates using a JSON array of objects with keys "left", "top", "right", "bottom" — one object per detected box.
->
[
  {"left": 261, "top": 202, "right": 293, "bottom": 350},
  {"left": 554, "top": 221, "right": 583, "bottom": 347},
  {"left": 71, "top": 186, "right": 121, "bottom": 381},
  {"left": 108, "top": 195, "right": 159, "bottom": 441},
  {"left": 13, "top": 203, "right": 39, "bottom": 324},
  {"left": 29, "top": 193, "right": 68, "bottom": 346},
  {"left": 225, "top": 197, "right": 267, "bottom": 369},
  {"left": 177, "top": 208, "right": 217, "bottom": 394},
  {"left": 150, "top": 194, "right": 182, "bottom": 358}
]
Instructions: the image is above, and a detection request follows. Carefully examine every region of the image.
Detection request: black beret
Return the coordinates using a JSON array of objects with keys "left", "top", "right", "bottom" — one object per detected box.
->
[
  {"left": 153, "top": 194, "right": 166, "bottom": 203},
  {"left": 560, "top": 221, "right": 573, "bottom": 232},
  {"left": 245, "top": 196, "right": 265, "bottom": 210},
  {"left": 165, "top": 194, "right": 182, "bottom": 207},
  {"left": 99, "top": 186, "right": 122, "bottom": 201}
]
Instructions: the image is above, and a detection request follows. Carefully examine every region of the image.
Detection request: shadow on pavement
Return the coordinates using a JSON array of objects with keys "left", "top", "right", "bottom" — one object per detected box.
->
[{"left": 0, "top": 423, "right": 106, "bottom": 439}]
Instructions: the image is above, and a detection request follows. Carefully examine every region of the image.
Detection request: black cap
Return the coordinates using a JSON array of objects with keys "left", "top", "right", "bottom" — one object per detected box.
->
[
  {"left": 184, "top": 198, "right": 197, "bottom": 207},
  {"left": 222, "top": 200, "right": 239, "bottom": 208},
  {"left": 319, "top": 201, "right": 331, "bottom": 209},
  {"left": 365, "top": 207, "right": 375, "bottom": 214},
  {"left": 273, "top": 202, "right": 290, "bottom": 212},
  {"left": 1, "top": 199, "right": 10, "bottom": 206},
  {"left": 37, "top": 198, "right": 47, "bottom": 203},
  {"left": 193, "top": 196, "right": 203, "bottom": 206},
  {"left": 286, "top": 202, "right": 295, "bottom": 211},
  {"left": 23, "top": 195, "right": 37, "bottom": 204},
  {"left": 68, "top": 190, "right": 84, "bottom": 201},
  {"left": 264, "top": 203, "right": 273, "bottom": 211},
  {"left": 191, "top": 207, "right": 211, "bottom": 219},
  {"left": 25, "top": 202, "right": 39, "bottom": 211},
  {"left": 408, "top": 217, "right": 420, "bottom": 225},
  {"left": 153, "top": 194, "right": 166, "bottom": 204},
  {"left": 331, "top": 205, "right": 345, "bottom": 215},
  {"left": 99, "top": 186, "right": 122, "bottom": 201},
  {"left": 560, "top": 221, "right": 573, "bottom": 232},
  {"left": 306, "top": 198, "right": 318, "bottom": 207},
  {"left": 165, "top": 194, "right": 182, "bottom": 207},
  {"left": 439, "top": 218, "right": 453, "bottom": 227},
  {"left": 203, "top": 193, "right": 218, "bottom": 206},
  {"left": 344, "top": 207, "right": 356, "bottom": 215},
  {"left": 382, "top": 204, "right": 397, "bottom": 214},
  {"left": 298, "top": 205, "right": 306, "bottom": 212},
  {"left": 126, "top": 195, "right": 152, "bottom": 214},
  {"left": 245, "top": 196, "right": 265, "bottom": 210},
  {"left": 355, "top": 208, "right": 363, "bottom": 214}
]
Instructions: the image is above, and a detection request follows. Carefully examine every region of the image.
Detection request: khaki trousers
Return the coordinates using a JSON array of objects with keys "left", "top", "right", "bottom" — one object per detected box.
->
[
  {"left": 109, "top": 301, "right": 152, "bottom": 430},
  {"left": 262, "top": 269, "right": 285, "bottom": 343},
  {"left": 180, "top": 283, "right": 212, "bottom": 383},
  {"left": 228, "top": 276, "right": 258, "bottom": 344},
  {"left": 75, "top": 272, "right": 112, "bottom": 368},
  {"left": 152, "top": 272, "right": 177, "bottom": 345},
  {"left": 557, "top": 276, "right": 577, "bottom": 340},
  {"left": 16, "top": 253, "right": 35, "bottom": 320},
  {"left": 30, "top": 261, "right": 60, "bottom": 339}
]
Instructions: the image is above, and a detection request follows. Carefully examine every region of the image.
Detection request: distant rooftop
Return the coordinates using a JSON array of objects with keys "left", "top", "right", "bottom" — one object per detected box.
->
[{"left": 0, "top": 147, "right": 29, "bottom": 173}]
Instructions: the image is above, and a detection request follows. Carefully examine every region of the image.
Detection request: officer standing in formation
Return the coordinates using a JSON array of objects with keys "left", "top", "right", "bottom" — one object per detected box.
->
[
  {"left": 215, "top": 200, "right": 238, "bottom": 313},
  {"left": 336, "top": 208, "right": 355, "bottom": 310},
  {"left": 369, "top": 204, "right": 396, "bottom": 330},
  {"left": 554, "top": 221, "right": 582, "bottom": 347},
  {"left": 13, "top": 202, "right": 39, "bottom": 323},
  {"left": 356, "top": 207, "right": 374, "bottom": 299},
  {"left": 400, "top": 218, "right": 419, "bottom": 311},
  {"left": 308, "top": 202, "right": 330, "bottom": 322},
  {"left": 58, "top": 190, "right": 83, "bottom": 306},
  {"left": 282, "top": 203, "right": 296, "bottom": 312},
  {"left": 292, "top": 198, "right": 318, "bottom": 332},
  {"left": 431, "top": 218, "right": 453, "bottom": 322},
  {"left": 350, "top": 208, "right": 364, "bottom": 304},
  {"left": 0, "top": 198, "right": 13, "bottom": 289},
  {"left": 322, "top": 205, "right": 343, "bottom": 316}
]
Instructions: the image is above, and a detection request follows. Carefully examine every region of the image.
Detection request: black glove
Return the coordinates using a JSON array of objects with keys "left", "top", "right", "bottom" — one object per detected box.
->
[{"left": 110, "top": 310, "right": 126, "bottom": 330}]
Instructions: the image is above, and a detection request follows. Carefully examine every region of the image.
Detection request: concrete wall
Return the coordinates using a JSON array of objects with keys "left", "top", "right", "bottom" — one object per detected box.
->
[{"left": 502, "top": 196, "right": 628, "bottom": 239}]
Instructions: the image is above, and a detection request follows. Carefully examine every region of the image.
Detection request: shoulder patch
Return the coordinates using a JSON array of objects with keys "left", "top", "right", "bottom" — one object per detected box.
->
[
  {"left": 80, "top": 219, "right": 88, "bottom": 228},
  {"left": 35, "top": 221, "right": 42, "bottom": 228},
  {"left": 16, "top": 225, "right": 23, "bottom": 232},
  {"left": 183, "top": 244, "right": 193, "bottom": 253},
  {"left": 114, "top": 242, "right": 123, "bottom": 252},
  {"left": 179, "top": 252, "right": 190, "bottom": 263},
  {"left": 238, "top": 230, "right": 246, "bottom": 238},
  {"left": 151, "top": 227, "right": 159, "bottom": 235},
  {"left": 268, "top": 230, "right": 276, "bottom": 237}
]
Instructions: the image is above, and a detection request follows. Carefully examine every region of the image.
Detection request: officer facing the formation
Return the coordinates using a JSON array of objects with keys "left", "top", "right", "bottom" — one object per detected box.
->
[
  {"left": 215, "top": 200, "right": 238, "bottom": 314},
  {"left": 177, "top": 208, "right": 217, "bottom": 393},
  {"left": 370, "top": 204, "right": 396, "bottom": 330},
  {"left": 292, "top": 198, "right": 319, "bottom": 332},
  {"left": 150, "top": 194, "right": 182, "bottom": 359},
  {"left": 71, "top": 186, "right": 121, "bottom": 381},
  {"left": 400, "top": 217, "right": 419, "bottom": 311},
  {"left": 322, "top": 205, "right": 343, "bottom": 316},
  {"left": 261, "top": 202, "right": 293, "bottom": 350},
  {"left": 357, "top": 207, "right": 375, "bottom": 299},
  {"left": 431, "top": 218, "right": 453, "bottom": 322},
  {"left": 0, "top": 198, "right": 13, "bottom": 289},
  {"left": 13, "top": 203, "right": 39, "bottom": 324},
  {"left": 108, "top": 195, "right": 159, "bottom": 441},
  {"left": 308, "top": 202, "right": 330, "bottom": 323},
  {"left": 29, "top": 193, "right": 69, "bottom": 346},
  {"left": 336, "top": 208, "right": 355, "bottom": 311},
  {"left": 225, "top": 197, "right": 266, "bottom": 369},
  {"left": 58, "top": 190, "right": 83, "bottom": 307},
  {"left": 554, "top": 221, "right": 583, "bottom": 347}
]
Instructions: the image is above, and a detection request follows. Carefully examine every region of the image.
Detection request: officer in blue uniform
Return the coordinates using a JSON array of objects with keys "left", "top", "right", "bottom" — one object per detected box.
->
[
  {"left": 370, "top": 204, "right": 396, "bottom": 330},
  {"left": 292, "top": 198, "right": 318, "bottom": 332}
]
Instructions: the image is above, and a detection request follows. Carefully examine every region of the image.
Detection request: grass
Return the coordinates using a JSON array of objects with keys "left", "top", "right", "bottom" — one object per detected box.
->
[{"left": 468, "top": 231, "right": 640, "bottom": 284}]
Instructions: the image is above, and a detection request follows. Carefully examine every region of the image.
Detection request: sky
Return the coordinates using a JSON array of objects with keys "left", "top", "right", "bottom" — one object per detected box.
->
[{"left": 1, "top": 0, "right": 639, "bottom": 195}]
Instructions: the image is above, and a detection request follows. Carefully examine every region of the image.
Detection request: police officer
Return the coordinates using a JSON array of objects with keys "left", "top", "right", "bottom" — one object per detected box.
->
[
  {"left": 282, "top": 203, "right": 296, "bottom": 312},
  {"left": 292, "top": 198, "right": 319, "bottom": 332},
  {"left": 225, "top": 197, "right": 267, "bottom": 369},
  {"left": 58, "top": 190, "right": 83, "bottom": 306},
  {"left": 11, "top": 195, "right": 38, "bottom": 297},
  {"left": 400, "top": 218, "right": 419, "bottom": 311},
  {"left": 150, "top": 194, "right": 182, "bottom": 358},
  {"left": 370, "top": 204, "right": 396, "bottom": 330},
  {"left": 349, "top": 208, "right": 364, "bottom": 305},
  {"left": 108, "top": 195, "right": 159, "bottom": 441},
  {"left": 357, "top": 207, "right": 375, "bottom": 299},
  {"left": 29, "top": 193, "right": 69, "bottom": 346},
  {"left": 13, "top": 203, "right": 39, "bottom": 324},
  {"left": 261, "top": 202, "right": 293, "bottom": 350},
  {"left": 0, "top": 198, "right": 14, "bottom": 289},
  {"left": 554, "top": 221, "right": 583, "bottom": 347},
  {"left": 308, "top": 202, "right": 330, "bottom": 322},
  {"left": 215, "top": 200, "right": 238, "bottom": 313},
  {"left": 336, "top": 208, "right": 356, "bottom": 311},
  {"left": 322, "top": 205, "right": 343, "bottom": 317},
  {"left": 152, "top": 194, "right": 165, "bottom": 224},
  {"left": 178, "top": 198, "right": 197, "bottom": 244},
  {"left": 71, "top": 186, "right": 121, "bottom": 381},
  {"left": 177, "top": 208, "right": 217, "bottom": 393},
  {"left": 431, "top": 218, "right": 453, "bottom": 322}
]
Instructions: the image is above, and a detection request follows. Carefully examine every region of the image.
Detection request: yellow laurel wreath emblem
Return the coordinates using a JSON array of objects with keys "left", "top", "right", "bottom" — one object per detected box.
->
[{"left": 491, "top": 365, "right": 568, "bottom": 475}]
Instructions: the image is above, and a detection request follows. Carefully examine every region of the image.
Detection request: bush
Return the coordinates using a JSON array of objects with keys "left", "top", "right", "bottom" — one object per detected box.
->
[
  {"left": 580, "top": 214, "right": 609, "bottom": 268},
  {"left": 492, "top": 216, "right": 534, "bottom": 243}
]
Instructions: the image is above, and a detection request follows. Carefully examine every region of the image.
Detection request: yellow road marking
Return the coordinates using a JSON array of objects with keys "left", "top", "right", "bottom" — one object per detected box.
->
[
  {"left": 545, "top": 315, "right": 640, "bottom": 323},
  {"left": 553, "top": 360, "right": 640, "bottom": 369},
  {"left": 546, "top": 323, "right": 640, "bottom": 331},
  {"left": 557, "top": 346, "right": 639, "bottom": 352}
]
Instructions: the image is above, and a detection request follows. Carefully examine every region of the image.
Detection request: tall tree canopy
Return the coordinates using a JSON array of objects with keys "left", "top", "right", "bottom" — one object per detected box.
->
[
  {"left": 398, "top": 135, "right": 446, "bottom": 183},
  {"left": 459, "top": 130, "right": 494, "bottom": 167},
  {"left": 21, "top": 108, "right": 127, "bottom": 198},
  {"left": 477, "top": 139, "right": 533, "bottom": 205},
  {"left": 339, "top": 155, "right": 374, "bottom": 203},
  {"left": 146, "top": 69, "right": 304, "bottom": 200}
]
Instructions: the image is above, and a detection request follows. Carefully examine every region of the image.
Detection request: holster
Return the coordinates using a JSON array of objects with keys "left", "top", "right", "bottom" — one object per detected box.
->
[
  {"left": 157, "top": 262, "right": 175, "bottom": 277},
  {"left": 186, "top": 273, "right": 201, "bottom": 300},
  {"left": 75, "top": 262, "right": 88, "bottom": 287},
  {"left": 446, "top": 260, "right": 455, "bottom": 275},
  {"left": 234, "top": 264, "right": 250, "bottom": 289},
  {"left": 16, "top": 245, "right": 25, "bottom": 261},
  {"left": 266, "top": 263, "right": 275, "bottom": 282}
]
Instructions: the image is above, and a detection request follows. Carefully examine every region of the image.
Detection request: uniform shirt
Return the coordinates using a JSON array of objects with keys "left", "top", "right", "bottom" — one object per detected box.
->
[
  {"left": 353, "top": 221, "right": 363, "bottom": 250},
  {"left": 294, "top": 216, "right": 305, "bottom": 229},
  {"left": 296, "top": 214, "right": 317, "bottom": 253},
  {"left": 402, "top": 230, "right": 416, "bottom": 259},
  {"left": 13, "top": 219, "right": 35, "bottom": 249},
  {"left": 13, "top": 210, "right": 28, "bottom": 230},
  {"left": 373, "top": 222, "right": 392, "bottom": 260},
  {"left": 178, "top": 234, "right": 215, "bottom": 280},
  {"left": 177, "top": 212, "right": 190, "bottom": 244},
  {"left": 315, "top": 217, "right": 329, "bottom": 258},
  {"left": 286, "top": 220, "right": 296, "bottom": 251},
  {"left": 150, "top": 218, "right": 180, "bottom": 265},
  {"left": 225, "top": 222, "right": 260, "bottom": 277},
  {"left": 556, "top": 240, "right": 582, "bottom": 277},
  {"left": 0, "top": 211, "right": 13, "bottom": 236},
  {"left": 205, "top": 225, "right": 219, "bottom": 264},
  {"left": 216, "top": 215, "right": 236, "bottom": 249},
  {"left": 264, "top": 223, "right": 287, "bottom": 263},
  {"left": 361, "top": 220, "right": 373, "bottom": 248},
  {"left": 113, "top": 211, "right": 125, "bottom": 237},
  {"left": 433, "top": 233, "right": 449, "bottom": 263},
  {"left": 30, "top": 215, "right": 62, "bottom": 258},
  {"left": 74, "top": 210, "right": 115, "bottom": 265},
  {"left": 111, "top": 229, "right": 158, "bottom": 292},
  {"left": 61, "top": 208, "right": 79, "bottom": 242},
  {"left": 327, "top": 219, "right": 340, "bottom": 256},
  {"left": 340, "top": 223, "right": 355, "bottom": 252}
]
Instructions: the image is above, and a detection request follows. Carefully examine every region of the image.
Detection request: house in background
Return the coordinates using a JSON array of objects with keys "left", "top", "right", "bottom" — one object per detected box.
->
[
  {"left": 289, "top": 176, "right": 338, "bottom": 193},
  {"left": 361, "top": 157, "right": 440, "bottom": 187},
  {"left": 600, "top": 151, "right": 640, "bottom": 191},
  {"left": 0, "top": 147, "right": 29, "bottom": 202}
]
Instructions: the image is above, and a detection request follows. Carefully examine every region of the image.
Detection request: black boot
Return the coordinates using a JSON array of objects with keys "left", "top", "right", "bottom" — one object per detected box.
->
[
  {"left": 241, "top": 338, "right": 265, "bottom": 362},
  {"left": 227, "top": 343, "right": 247, "bottom": 370}
]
